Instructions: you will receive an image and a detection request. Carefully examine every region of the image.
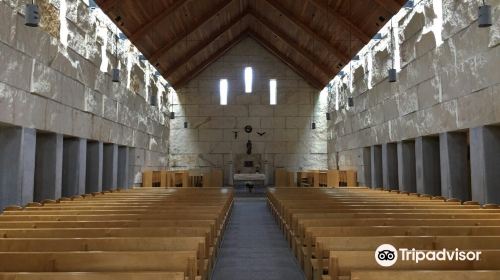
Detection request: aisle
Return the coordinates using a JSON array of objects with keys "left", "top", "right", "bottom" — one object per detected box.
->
[{"left": 211, "top": 197, "right": 306, "bottom": 280}]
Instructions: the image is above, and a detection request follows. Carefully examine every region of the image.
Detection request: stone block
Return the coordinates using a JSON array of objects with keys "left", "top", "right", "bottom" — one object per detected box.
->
[
  {"left": 199, "top": 129, "right": 224, "bottom": 142},
  {"left": 396, "top": 87, "right": 417, "bottom": 117},
  {"left": 274, "top": 129, "right": 298, "bottom": 141},
  {"left": 102, "top": 95, "right": 118, "bottom": 122},
  {"left": 0, "top": 82, "right": 15, "bottom": 123},
  {"left": 383, "top": 97, "right": 399, "bottom": 122},
  {"left": 265, "top": 142, "right": 288, "bottom": 154},
  {"left": 0, "top": 3, "right": 15, "bottom": 46},
  {"left": 0, "top": 43, "right": 32, "bottom": 92},
  {"left": 14, "top": 12, "right": 54, "bottom": 64},
  {"left": 416, "top": 99, "right": 458, "bottom": 136},
  {"left": 84, "top": 87, "right": 102, "bottom": 116},
  {"left": 209, "top": 142, "right": 232, "bottom": 154},
  {"left": 224, "top": 105, "right": 248, "bottom": 117},
  {"left": 45, "top": 100, "right": 73, "bottom": 135},
  {"left": 260, "top": 117, "right": 285, "bottom": 128},
  {"left": 72, "top": 109, "right": 92, "bottom": 139},
  {"left": 236, "top": 117, "right": 260, "bottom": 129},
  {"left": 274, "top": 105, "right": 298, "bottom": 117},
  {"left": 457, "top": 87, "right": 495, "bottom": 129},
  {"left": 416, "top": 77, "right": 440, "bottom": 109},
  {"left": 199, "top": 105, "right": 224, "bottom": 116},
  {"left": 285, "top": 117, "right": 310, "bottom": 129},
  {"left": 310, "top": 140, "right": 327, "bottom": 154},
  {"left": 170, "top": 129, "right": 198, "bottom": 143},
  {"left": 249, "top": 105, "right": 274, "bottom": 117}
]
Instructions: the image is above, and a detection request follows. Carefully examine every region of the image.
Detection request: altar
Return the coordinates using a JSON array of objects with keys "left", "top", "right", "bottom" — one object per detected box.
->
[{"left": 233, "top": 173, "right": 266, "bottom": 182}]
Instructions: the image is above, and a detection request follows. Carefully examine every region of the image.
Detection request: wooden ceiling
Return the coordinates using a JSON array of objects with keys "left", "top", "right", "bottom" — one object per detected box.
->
[{"left": 96, "top": 0, "right": 405, "bottom": 90}]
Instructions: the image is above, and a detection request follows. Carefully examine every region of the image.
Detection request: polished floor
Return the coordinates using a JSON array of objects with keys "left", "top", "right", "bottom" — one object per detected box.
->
[{"left": 211, "top": 197, "right": 306, "bottom": 280}]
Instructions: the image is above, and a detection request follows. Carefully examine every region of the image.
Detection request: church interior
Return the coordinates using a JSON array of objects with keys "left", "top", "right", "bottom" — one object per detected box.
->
[{"left": 0, "top": 0, "right": 499, "bottom": 279}]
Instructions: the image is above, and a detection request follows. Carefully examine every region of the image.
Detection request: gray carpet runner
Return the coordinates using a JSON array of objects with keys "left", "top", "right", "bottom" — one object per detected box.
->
[{"left": 211, "top": 197, "right": 306, "bottom": 280}]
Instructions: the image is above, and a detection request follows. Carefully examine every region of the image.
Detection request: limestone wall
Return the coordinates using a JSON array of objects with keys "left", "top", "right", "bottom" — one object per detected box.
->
[
  {"left": 0, "top": 0, "right": 171, "bottom": 184},
  {"left": 328, "top": 0, "right": 500, "bottom": 184},
  {"left": 170, "top": 38, "right": 328, "bottom": 184}
]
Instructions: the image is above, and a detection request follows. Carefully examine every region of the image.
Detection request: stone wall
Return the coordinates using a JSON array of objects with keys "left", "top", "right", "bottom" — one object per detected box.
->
[
  {"left": 0, "top": 0, "right": 171, "bottom": 184},
  {"left": 327, "top": 0, "right": 500, "bottom": 185},
  {"left": 170, "top": 38, "right": 328, "bottom": 185}
]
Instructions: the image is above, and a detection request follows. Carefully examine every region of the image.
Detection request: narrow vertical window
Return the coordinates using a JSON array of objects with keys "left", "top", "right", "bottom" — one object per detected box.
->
[
  {"left": 269, "top": 79, "right": 277, "bottom": 105},
  {"left": 220, "top": 79, "right": 228, "bottom": 105},
  {"left": 244, "top": 67, "right": 253, "bottom": 93}
]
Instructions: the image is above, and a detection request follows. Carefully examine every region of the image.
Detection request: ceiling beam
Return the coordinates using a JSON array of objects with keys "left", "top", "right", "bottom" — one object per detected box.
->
[
  {"left": 248, "top": 31, "right": 324, "bottom": 90},
  {"left": 150, "top": 0, "right": 234, "bottom": 63},
  {"left": 372, "top": 0, "right": 402, "bottom": 13},
  {"left": 248, "top": 10, "right": 333, "bottom": 77},
  {"left": 163, "top": 12, "right": 247, "bottom": 76},
  {"left": 173, "top": 31, "right": 247, "bottom": 89},
  {"left": 97, "top": 0, "right": 119, "bottom": 12},
  {"left": 129, "top": 0, "right": 190, "bottom": 43},
  {"left": 308, "top": 0, "right": 371, "bottom": 44},
  {"left": 264, "top": 0, "right": 349, "bottom": 63}
]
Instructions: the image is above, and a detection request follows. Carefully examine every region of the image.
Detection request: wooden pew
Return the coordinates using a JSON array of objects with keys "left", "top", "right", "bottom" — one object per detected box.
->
[
  {"left": 0, "top": 251, "right": 198, "bottom": 280},
  {"left": 322, "top": 250, "right": 500, "bottom": 280},
  {"left": 0, "top": 187, "right": 234, "bottom": 280},
  {"left": 0, "top": 272, "right": 185, "bottom": 280},
  {"left": 350, "top": 270, "right": 500, "bottom": 280},
  {"left": 267, "top": 187, "right": 500, "bottom": 280},
  {"left": 309, "top": 236, "right": 500, "bottom": 279}
]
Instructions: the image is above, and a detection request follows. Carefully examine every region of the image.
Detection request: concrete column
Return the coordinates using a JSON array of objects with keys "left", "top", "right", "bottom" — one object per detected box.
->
[
  {"left": 440, "top": 132, "right": 471, "bottom": 201},
  {"left": 415, "top": 136, "right": 441, "bottom": 196},
  {"left": 86, "top": 141, "right": 103, "bottom": 193},
  {"left": 103, "top": 143, "right": 118, "bottom": 191},
  {"left": 397, "top": 141, "right": 416, "bottom": 193},
  {"left": 34, "top": 133, "right": 63, "bottom": 202},
  {"left": 117, "top": 146, "right": 129, "bottom": 189},
  {"left": 370, "top": 145, "right": 383, "bottom": 188},
  {"left": 128, "top": 147, "right": 136, "bottom": 187},
  {"left": 0, "top": 127, "right": 36, "bottom": 210},
  {"left": 382, "top": 143, "right": 398, "bottom": 190},
  {"left": 362, "top": 147, "right": 372, "bottom": 187},
  {"left": 62, "top": 138, "right": 87, "bottom": 197},
  {"left": 470, "top": 126, "right": 500, "bottom": 204}
]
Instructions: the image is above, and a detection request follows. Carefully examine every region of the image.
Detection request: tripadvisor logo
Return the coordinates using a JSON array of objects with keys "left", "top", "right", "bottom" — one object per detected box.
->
[{"left": 375, "top": 244, "right": 482, "bottom": 267}]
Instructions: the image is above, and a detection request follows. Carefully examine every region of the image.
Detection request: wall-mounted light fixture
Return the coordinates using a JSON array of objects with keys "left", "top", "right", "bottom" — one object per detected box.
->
[
  {"left": 112, "top": 33, "right": 120, "bottom": 83},
  {"left": 150, "top": 93, "right": 157, "bottom": 107},
  {"left": 388, "top": 20, "right": 397, "bottom": 83},
  {"left": 88, "top": 0, "right": 98, "bottom": 10},
  {"left": 184, "top": 122, "right": 188, "bottom": 128},
  {"left": 25, "top": 2, "right": 40, "bottom": 27},
  {"left": 479, "top": 1, "right": 492, "bottom": 28},
  {"left": 326, "top": 112, "right": 331, "bottom": 121},
  {"left": 348, "top": 97, "right": 354, "bottom": 107}
]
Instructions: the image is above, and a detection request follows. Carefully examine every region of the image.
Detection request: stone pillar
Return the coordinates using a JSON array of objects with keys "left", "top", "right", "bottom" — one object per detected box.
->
[
  {"left": 370, "top": 145, "right": 383, "bottom": 188},
  {"left": 86, "top": 141, "right": 103, "bottom": 193},
  {"left": 128, "top": 147, "right": 136, "bottom": 187},
  {"left": 117, "top": 146, "right": 129, "bottom": 189},
  {"left": 470, "top": 126, "right": 500, "bottom": 204},
  {"left": 382, "top": 143, "right": 398, "bottom": 190},
  {"left": 440, "top": 132, "right": 471, "bottom": 201},
  {"left": 362, "top": 147, "right": 372, "bottom": 187},
  {"left": 397, "top": 140, "right": 416, "bottom": 193},
  {"left": 103, "top": 143, "right": 118, "bottom": 191},
  {"left": 415, "top": 136, "right": 441, "bottom": 196},
  {"left": 62, "top": 138, "right": 87, "bottom": 197},
  {"left": 0, "top": 127, "right": 36, "bottom": 210},
  {"left": 34, "top": 133, "right": 63, "bottom": 202}
]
